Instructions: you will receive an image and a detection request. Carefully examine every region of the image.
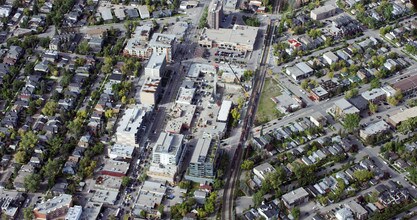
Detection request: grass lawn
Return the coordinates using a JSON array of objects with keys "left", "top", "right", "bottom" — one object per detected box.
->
[{"left": 255, "top": 77, "right": 283, "bottom": 125}]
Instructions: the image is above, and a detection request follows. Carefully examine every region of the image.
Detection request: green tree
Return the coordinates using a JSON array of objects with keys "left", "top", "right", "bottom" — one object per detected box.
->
[
  {"left": 24, "top": 173, "right": 41, "bottom": 192},
  {"left": 20, "top": 131, "right": 38, "bottom": 150},
  {"left": 15, "top": 150, "right": 28, "bottom": 164},
  {"left": 23, "top": 206, "right": 34, "bottom": 220},
  {"left": 241, "top": 160, "right": 254, "bottom": 170},
  {"left": 291, "top": 207, "right": 300, "bottom": 220},
  {"left": 230, "top": 108, "right": 240, "bottom": 127},
  {"left": 122, "top": 176, "right": 130, "bottom": 187},
  {"left": 343, "top": 114, "right": 361, "bottom": 133},
  {"left": 77, "top": 40, "right": 90, "bottom": 55},
  {"left": 353, "top": 170, "right": 374, "bottom": 182},
  {"left": 41, "top": 101, "right": 58, "bottom": 116},
  {"left": 345, "top": 88, "right": 359, "bottom": 99},
  {"left": 369, "top": 102, "right": 378, "bottom": 114},
  {"left": 370, "top": 78, "right": 381, "bottom": 89}
]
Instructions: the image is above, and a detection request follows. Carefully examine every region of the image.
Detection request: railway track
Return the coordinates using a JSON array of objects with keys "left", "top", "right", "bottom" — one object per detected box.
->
[{"left": 221, "top": 19, "right": 275, "bottom": 220}]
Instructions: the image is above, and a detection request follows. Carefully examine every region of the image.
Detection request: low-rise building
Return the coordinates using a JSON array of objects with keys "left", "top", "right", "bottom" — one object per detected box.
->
[
  {"left": 65, "top": 205, "right": 82, "bottom": 220},
  {"left": 310, "top": 5, "right": 338, "bottom": 20},
  {"left": 392, "top": 74, "right": 417, "bottom": 97},
  {"left": 199, "top": 25, "right": 258, "bottom": 52},
  {"left": 138, "top": 5, "right": 150, "bottom": 19},
  {"left": 310, "top": 112, "right": 327, "bottom": 127},
  {"left": 361, "top": 88, "right": 386, "bottom": 104},
  {"left": 330, "top": 98, "right": 360, "bottom": 117},
  {"left": 253, "top": 162, "right": 276, "bottom": 181},
  {"left": 108, "top": 144, "right": 135, "bottom": 160},
  {"left": 257, "top": 200, "right": 280, "bottom": 220},
  {"left": 135, "top": 181, "right": 166, "bottom": 211},
  {"left": 345, "top": 200, "right": 368, "bottom": 220},
  {"left": 94, "top": 175, "right": 123, "bottom": 192},
  {"left": 281, "top": 187, "right": 309, "bottom": 208},
  {"left": 359, "top": 120, "right": 391, "bottom": 142},
  {"left": 91, "top": 189, "right": 118, "bottom": 205},
  {"left": 80, "top": 202, "right": 102, "bottom": 220},
  {"left": 388, "top": 106, "right": 417, "bottom": 127},
  {"left": 311, "top": 86, "right": 329, "bottom": 101},
  {"left": 100, "top": 159, "right": 130, "bottom": 177},
  {"left": 33, "top": 194, "right": 73, "bottom": 220},
  {"left": 217, "top": 100, "right": 232, "bottom": 122},
  {"left": 323, "top": 51, "right": 339, "bottom": 65}
]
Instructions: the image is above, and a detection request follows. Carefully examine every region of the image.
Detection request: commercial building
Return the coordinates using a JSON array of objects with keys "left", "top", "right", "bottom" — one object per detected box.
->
[
  {"left": 165, "top": 103, "right": 196, "bottom": 134},
  {"left": 217, "top": 100, "right": 232, "bottom": 122},
  {"left": 149, "top": 33, "right": 176, "bottom": 63},
  {"left": 65, "top": 205, "right": 82, "bottom": 220},
  {"left": 286, "top": 66, "right": 305, "bottom": 81},
  {"left": 80, "top": 202, "right": 102, "bottom": 220},
  {"left": 94, "top": 175, "right": 123, "bottom": 191},
  {"left": 329, "top": 98, "right": 360, "bottom": 117},
  {"left": 144, "top": 52, "right": 166, "bottom": 78},
  {"left": 100, "top": 159, "right": 130, "bottom": 177},
  {"left": 359, "top": 120, "right": 391, "bottom": 141},
  {"left": 199, "top": 25, "right": 258, "bottom": 52},
  {"left": 115, "top": 105, "right": 149, "bottom": 146},
  {"left": 388, "top": 106, "right": 417, "bottom": 127},
  {"left": 207, "top": 0, "right": 223, "bottom": 29},
  {"left": 140, "top": 77, "right": 162, "bottom": 106},
  {"left": 361, "top": 88, "right": 386, "bottom": 104},
  {"left": 33, "top": 194, "right": 73, "bottom": 220},
  {"left": 91, "top": 189, "right": 118, "bottom": 205},
  {"left": 253, "top": 162, "right": 276, "bottom": 181},
  {"left": 108, "top": 144, "right": 135, "bottom": 160},
  {"left": 186, "top": 133, "right": 219, "bottom": 183},
  {"left": 135, "top": 181, "right": 166, "bottom": 211},
  {"left": 187, "top": 63, "right": 216, "bottom": 78},
  {"left": 392, "top": 74, "right": 417, "bottom": 97},
  {"left": 176, "top": 83, "right": 196, "bottom": 105},
  {"left": 281, "top": 187, "right": 309, "bottom": 208},
  {"left": 311, "top": 86, "right": 329, "bottom": 101},
  {"left": 0, "top": 190, "right": 25, "bottom": 219},
  {"left": 310, "top": 5, "right": 338, "bottom": 20},
  {"left": 310, "top": 112, "right": 327, "bottom": 127},
  {"left": 148, "top": 132, "right": 185, "bottom": 180},
  {"left": 180, "top": 1, "right": 199, "bottom": 10},
  {"left": 123, "top": 25, "right": 153, "bottom": 59}
]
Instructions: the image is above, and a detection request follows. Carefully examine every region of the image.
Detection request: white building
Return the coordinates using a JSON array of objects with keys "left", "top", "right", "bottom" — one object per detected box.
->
[
  {"left": 123, "top": 25, "right": 153, "bottom": 58},
  {"left": 148, "top": 132, "right": 185, "bottom": 181},
  {"left": 145, "top": 52, "right": 166, "bottom": 78},
  {"left": 108, "top": 144, "right": 135, "bottom": 160},
  {"left": 176, "top": 86, "right": 196, "bottom": 105},
  {"left": 253, "top": 163, "right": 276, "bottom": 181},
  {"left": 135, "top": 181, "right": 166, "bottom": 211},
  {"left": 140, "top": 77, "right": 161, "bottom": 106},
  {"left": 199, "top": 25, "right": 258, "bottom": 52},
  {"left": 138, "top": 5, "right": 150, "bottom": 19},
  {"left": 115, "top": 105, "right": 149, "bottom": 146},
  {"left": 149, "top": 33, "right": 176, "bottom": 63},
  {"left": 323, "top": 51, "right": 339, "bottom": 65},
  {"left": 0, "top": 6, "right": 12, "bottom": 18},
  {"left": 65, "top": 205, "right": 82, "bottom": 220},
  {"left": 217, "top": 100, "right": 232, "bottom": 122}
]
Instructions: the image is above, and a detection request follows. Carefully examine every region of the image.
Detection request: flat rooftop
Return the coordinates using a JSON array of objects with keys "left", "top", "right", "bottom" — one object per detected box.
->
[
  {"left": 81, "top": 202, "right": 102, "bottom": 220},
  {"left": 200, "top": 25, "right": 258, "bottom": 47},
  {"left": 361, "top": 120, "right": 390, "bottom": 136},
  {"left": 217, "top": 100, "right": 232, "bottom": 122},
  {"left": 34, "top": 194, "right": 72, "bottom": 215},
  {"left": 146, "top": 52, "right": 166, "bottom": 70},
  {"left": 392, "top": 73, "right": 417, "bottom": 92},
  {"left": 102, "top": 159, "right": 129, "bottom": 175},
  {"left": 116, "top": 105, "right": 148, "bottom": 136},
  {"left": 282, "top": 187, "right": 309, "bottom": 204},
  {"left": 91, "top": 189, "right": 118, "bottom": 205},
  {"left": 389, "top": 106, "right": 417, "bottom": 125},
  {"left": 190, "top": 134, "right": 212, "bottom": 164},
  {"left": 154, "top": 132, "right": 184, "bottom": 155}
]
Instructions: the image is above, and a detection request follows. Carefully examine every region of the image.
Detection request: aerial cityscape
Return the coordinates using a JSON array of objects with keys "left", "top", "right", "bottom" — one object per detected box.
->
[{"left": 0, "top": 0, "right": 416, "bottom": 219}]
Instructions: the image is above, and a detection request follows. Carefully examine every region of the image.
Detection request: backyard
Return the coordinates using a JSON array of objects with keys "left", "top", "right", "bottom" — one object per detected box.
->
[{"left": 255, "top": 77, "right": 283, "bottom": 125}]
